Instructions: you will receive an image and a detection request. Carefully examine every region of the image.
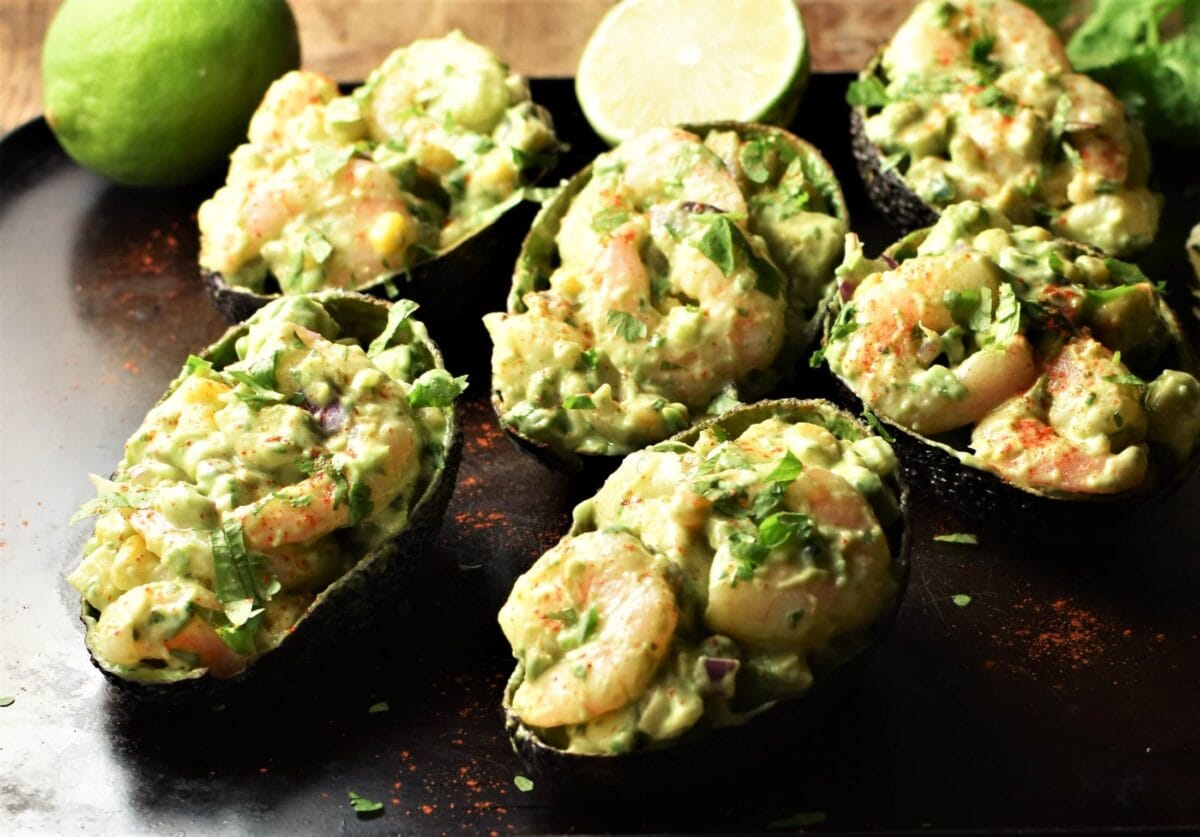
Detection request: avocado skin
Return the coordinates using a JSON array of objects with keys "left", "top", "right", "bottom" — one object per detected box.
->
[
  {"left": 502, "top": 399, "right": 910, "bottom": 788},
  {"left": 848, "top": 100, "right": 939, "bottom": 236},
  {"left": 77, "top": 291, "right": 463, "bottom": 704}
]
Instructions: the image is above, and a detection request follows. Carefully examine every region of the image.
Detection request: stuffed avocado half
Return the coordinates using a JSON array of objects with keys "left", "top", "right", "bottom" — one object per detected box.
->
[
  {"left": 198, "top": 31, "right": 558, "bottom": 320},
  {"left": 486, "top": 124, "right": 850, "bottom": 469},
  {"left": 849, "top": 0, "right": 1160, "bottom": 258},
  {"left": 500, "top": 399, "right": 908, "bottom": 760},
  {"left": 67, "top": 292, "right": 465, "bottom": 688},
  {"left": 820, "top": 201, "right": 1200, "bottom": 499}
]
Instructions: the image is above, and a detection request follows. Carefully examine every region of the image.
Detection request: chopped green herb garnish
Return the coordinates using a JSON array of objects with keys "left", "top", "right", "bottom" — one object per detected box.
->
[
  {"left": 581, "top": 348, "right": 600, "bottom": 370},
  {"left": 951, "top": 593, "right": 972, "bottom": 607},
  {"left": 0, "top": 696, "right": 14, "bottom": 708},
  {"left": 407, "top": 369, "right": 468, "bottom": 408},
  {"left": 591, "top": 207, "right": 631, "bottom": 235},
  {"left": 563, "top": 394, "right": 596, "bottom": 410},
  {"left": 764, "top": 450, "right": 803, "bottom": 484},
  {"left": 348, "top": 481, "right": 373, "bottom": 527},
  {"left": 607, "top": 310, "right": 648, "bottom": 342},
  {"left": 348, "top": 791, "right": 384, "bottom": 816},
  {"left": 846, "top": 76, "right": 890, "bottom": 107},
  {"left": 934, "top": 533, "right": 979, "bottom": 545},
  {"left": 695, "top": 215, "right": 784, "bottom": 298},
  {"left": 511, "top": 145, "right": 556, "bottom": 171},
  {"left": 556, "top": 605, "right": 600, "bottom": 651},
  {"left": 861, "top": 407, "right": 895, "bottom": 443},
  {"left": 973, "top": 86, "right": 1016, "bottom": 115},
  {"left": 367, "top": 299, "right": 419, "bottom": 356},
  {"left": 514, "top": 775, "right": 535, "bottom": 792},
  {"left": 69, "top": 488, "right": 156, "bottom": 525},
  {"left": 738, "top": 137, "right": 772, "bottom": 184},
  {"left": 368, "top": 701, "right": 389, "bottom": 714},
  {"left": 185, "top": 355, "right": 213, "bottom": 375}
]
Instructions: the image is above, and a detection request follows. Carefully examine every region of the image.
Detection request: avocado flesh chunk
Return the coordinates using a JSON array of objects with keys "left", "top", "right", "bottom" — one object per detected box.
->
[{"left": 68, "top": 291, "right": 463, "bottom": 692}]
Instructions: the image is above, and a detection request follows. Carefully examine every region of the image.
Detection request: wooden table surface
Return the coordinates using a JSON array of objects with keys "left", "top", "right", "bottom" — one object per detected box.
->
[{"left": 0, "top": 0, "right": 912, "bottom": 135}]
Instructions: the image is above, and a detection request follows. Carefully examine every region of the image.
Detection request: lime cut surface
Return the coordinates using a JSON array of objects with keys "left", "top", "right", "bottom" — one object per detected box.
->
[{"left": 575, "top": 0, "right": 810, "bottom": 145}]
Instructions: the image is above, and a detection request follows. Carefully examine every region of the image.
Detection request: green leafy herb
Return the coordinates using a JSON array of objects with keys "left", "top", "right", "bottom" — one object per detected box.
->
[
  {"left": 811, "top": 303, "right": 858, "bottom": 367},
  {"left": 580, "top": 348, "right": 600, "bottom": 370},
  {"left": 758, "top": 511, "right": 815, "bottom": 550},
  {"left": 368, "top": 701, "right": 389, "bottom": 714},
  {"left": 696, "top": 215, "right": 785, "bottom": 298},
  {"left": 210, "top": 521, "right": 277, "bottom": 654},
  {"left": 227, "top": 355, "right": 305, "bottom": 410},
  {"left": 547, "top": 608, "right": 578, "bottom": 626},
  {"left": 934, "top": 533, "right": 979, "bottom": 545},
  {"left": 969, "top": 34, "right": 996, "bottom": 66},
  {"left": 348, "top": 791, "right": 384, "bottom": 816},
  {"left": 313, "top": 145, "right": 355, "bottom": 177},
  {"left": 514, "top": 775, "right": 535, "bottom": 792},
  {"left": 880, "top": 150, "right": 908, "bottom": 173},
  {"left": 511, "top": 145, "right": 557, "bottom": 171},
  {"left": 1066, "top": 0, "right": 1200, "bottom": 145},
  {"left": 730, "top": 532, "right": 770, "bottom": 580},
  {"left": 563, "top": 394, "right": 596, "bottom": 410},
  {"left": 952, "top": 593, "right": 973, "bottom": 607},
  {"left": 367, "top": 299, "right": 419, "bottom": 356},
  {"left": 408, "top": 369, "right": 468, "bottom": 408},
  {"left": 69, "top": 488, "right": 156, "bottom": 525},
  {"left": 348, "top": 481, "right": 373, "bottom": 527},
  {"left": 0, "top": 696, "right": 14, "bottom": 708},
  {"left": 607, "top": 310, "right": 648, "bottom": 342},
  {"left": 1104, "top": 258, "right": 1150, "bottom": 287},
  {"left": 697, "top": 214, "right": 736, "bottom": 275},
  {"left": 591, "top": 207, "right": 631, "bottom": 235},
  {"left": 557, "top": 606, "right": 599, "bottom": 652},
  {"left": 990, "top": 283, "right": 1021, "bottom": 343},
  {"left": 973, "top": 86, "right": 1016, "bottom": 115},
  {"left": 185, "top": 355, "right": 213, "bottom": 375},
  {"left": 861, "top": 407, "right": 895, "bottom": 443},
  {"left": 764, "top": 450, "right": 803, "bottom": 484},
  {"left": 738, "top": 137, "right": 773, "bottom": 184},
  {"left": 846, "top": 76, "right": 890, "bottom": 107},
  {"left": 1020, "top": 0, "right": 1071, "bottom": 26}
]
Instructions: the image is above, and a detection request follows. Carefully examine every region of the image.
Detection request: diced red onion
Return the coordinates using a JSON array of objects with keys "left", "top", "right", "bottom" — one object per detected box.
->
[
  {"left": 881, "top": 254, "right": 899, "bottom": 269},
  {"left": 703, "top": 657, "right": 739, "bottom": 681},
  {"left": 309, "top": 399, "right": 347, "bottom": 435}
]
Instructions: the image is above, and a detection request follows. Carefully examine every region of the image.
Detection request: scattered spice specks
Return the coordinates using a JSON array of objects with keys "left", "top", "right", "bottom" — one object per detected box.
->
[
  {"left": 952, "top": 594, "right": 972, "bottom": 607},
  {"left": 513, "top": 775, "right": 534, "bottom": 792}
]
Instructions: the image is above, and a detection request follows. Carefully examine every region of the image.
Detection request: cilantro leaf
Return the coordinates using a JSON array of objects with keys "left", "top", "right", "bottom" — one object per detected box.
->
[
  {"left": 1104, "top": 258, "right": 1152, "bottom": 287},
  {"left": 563, "top": 394, "right": 595, "bottom": 410},
  {"left": 764, "top": 450, "right": 804, "bottom": 484},
  {"left": 934, "top": 533, "right": 979, "bottom": 545},
  {"left": 511, "top": 145, "right": 557, "bottom": 171},
  {"left": 952, "top": 593, "right": 973, "bottom": 607},
  {"left": 758, "top": 511, "right": 815, "bottom": 550},
  {"left": 591, "top": 207, "right": 630, "bottom": 234},
  {"left": 606, "top": 310, "right": 647, "bottom": 342},
  {"left": 580, "top": 348, "right": 600, "bottom": 370},
  {"left": 185, "top": 355, "right": 213, "bottom": 375},
  {"left": 0, "top": 696, "right": 14, "bottom": 707},
  {"left": 846, "top": 76, "right": 890, "bottom": 107},
  {"left": 69, "top": 488, "right": 156, "bottom": 525},
  {"left": 368, "top": 701, "right": 389, "bottom": 714},
  {"left": 738, "top": 137, "right": 773, "bottom": 184},
  {"left": 348, "top": 791, "right": 384, "bottom": 816},
  {"left": 697, "top": 214, "right": 736, "bottom": 276},
  {"left": 367, "top": 299, "right": 419, "bottom": 356},
  {"left": 407, "top": 369, "right": 468, "bottom": 408},
  {"left": 514, "top": 775, "right": 535, "bottom": 792},
  {"left": 348, "top": 481, "right": 373, "bottom": 527},
  {"left": 861, "top": 407, "right": 895, "bottom": 443}
]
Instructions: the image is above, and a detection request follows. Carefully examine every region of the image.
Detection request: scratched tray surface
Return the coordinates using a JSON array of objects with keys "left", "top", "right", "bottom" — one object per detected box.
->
[{"left": 2, "top": 77, "right": 1198, "bottom": 834}]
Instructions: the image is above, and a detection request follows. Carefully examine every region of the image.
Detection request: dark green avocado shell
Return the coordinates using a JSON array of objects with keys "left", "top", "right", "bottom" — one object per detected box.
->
[
  {"left": 502, "top": 398, "right": 910, "bottom": 790},
  {"left": 495, "top": 123, "right": 850, "bottom": 473},
  {"left": 848, "top": 51, "right": 941, "bottom": 236},
  {"left": 76, "top": 290, "right": 463, "bottom": 701},
  {"left": 822, "top": 226, "right": 1200, "bottom": 511},
  {"left": 203, "top": 157, "right": 556, "bottom": 325}
]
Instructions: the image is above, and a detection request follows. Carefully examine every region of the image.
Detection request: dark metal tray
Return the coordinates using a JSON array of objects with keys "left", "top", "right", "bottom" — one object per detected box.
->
[{"left": 2, "top": 77, "right": 1198, "bottom": 834}]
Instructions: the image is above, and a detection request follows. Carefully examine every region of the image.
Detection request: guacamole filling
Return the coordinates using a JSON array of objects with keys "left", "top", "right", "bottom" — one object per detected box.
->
[
  {"left": 67, "top": 296, "right": 464, "bottom": 681},
  {"left": 823, "top": 201, "right": 1199, "bottom": 496},
  {"left": 486, "top": 126, "right": 847, "bottom": 458},
  {"left": 499, "top": 411, "right": 900, "bottom": 753},
  {"left": 854, "top": 0, "right": 1160, "bottom": 257},
  {"left": 199, "top": 31, "right": 557, "bottom": 294}
]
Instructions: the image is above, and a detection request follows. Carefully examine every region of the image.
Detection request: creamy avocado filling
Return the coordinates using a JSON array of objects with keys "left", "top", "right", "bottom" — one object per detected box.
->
[
  {"left": 198, "top": 31, "right": 557, "bottom": 294},
  {"left": 824, "top": 201, "right": 1199, "bottom": 496},
  {"left": 856, "top": 0, "right": 1160, "bottom": 257},
  {"left": 499, "top": 411, "right": 900, "bottom": 753},
  {"left": 67, "top": 296, "right": 463, "bottom": 681},
  {"left": 486, "top": 127, "right": 847, "bottom": 459}
]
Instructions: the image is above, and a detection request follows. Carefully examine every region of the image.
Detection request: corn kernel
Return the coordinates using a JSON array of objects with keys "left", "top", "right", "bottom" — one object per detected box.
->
[
  {"left": 417, "top": 143, "right": 459, "bottom": 175},
  {"left": 369, "top": 211, "right": 411, "bottom": 256}
]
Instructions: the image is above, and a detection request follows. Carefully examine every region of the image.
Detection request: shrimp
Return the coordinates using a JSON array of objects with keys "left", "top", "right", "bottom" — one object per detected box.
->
[
  {"left": 827, "top": 251, "right": 1037, "bottom": 435},
  {"left": 247, "top": 71, "right": 340, "bottom": 152},
  {"left": 498, "top": 531, "right": 678, "bottom": 728},
  {"left": 971, "top": 336, "right": 1149, "bottom": 494},
  {"left": 92, "top": 581, "right": 245, "bottom": 678},
  {"left": 705, "top": 467, "right": 895, "bottom": 650},
  {"left": 231, "top": 323, "right": 420, "bottom": 550}
]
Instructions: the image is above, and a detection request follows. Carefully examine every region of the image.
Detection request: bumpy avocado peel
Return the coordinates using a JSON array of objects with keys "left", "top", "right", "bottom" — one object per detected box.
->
[
  {"left": 76, "top": 291, "right": 463, "bottom": 700},
  {"left": 502, "top": 398, "right": 910, "bottom": 789},
  {"left": 495, "top": 123, "right": 851, "bottom": 473}
]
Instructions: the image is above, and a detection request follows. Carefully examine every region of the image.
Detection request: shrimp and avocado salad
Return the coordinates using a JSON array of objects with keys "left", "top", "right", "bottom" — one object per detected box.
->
[
  {"left": 486, "top": 124, "right": 849, "bottom": 464},
  {"left": 821, "top": 201, "right": 1200, "bottom": 498},
  {"left": 500, "top": 401, "right": 906, "bottom": 756},
  {"left": 850, "top": 0, "right": 1160, "bottom": 257},
  {"left": 198, "top": 31, "right": 558, "bottom": 298},
  {"left": 67, "top": 293, "right": 466, "bottom": 684}
]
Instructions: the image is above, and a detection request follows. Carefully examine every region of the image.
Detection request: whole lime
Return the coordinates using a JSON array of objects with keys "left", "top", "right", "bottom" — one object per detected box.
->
[{"left": 42, "top": 0, "right": 301, "bottom": 187}]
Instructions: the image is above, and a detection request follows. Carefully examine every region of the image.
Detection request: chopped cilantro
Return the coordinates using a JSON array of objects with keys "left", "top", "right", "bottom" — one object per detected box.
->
[
  {"left": 861, "top": 407, "right": 895, "bottom": 443},
  {"left": 185, "top": 355, "right": 213, "bottom": 375},
  {"left": 591, "top": 207, "right": 631, "bottom": 235},
  {"left": 368, "top": 701, "right": 389, "bottom": 714},
  {"left": 764, "top": 450, "right": 804, "bottom": 484},
  {"left": 69, "top": 488, "right": 156, "bottom": 525},
  {"left": 695, "top": 215, "right": 784, "bottom": 298},
  {"left": 0, "top": 696, "right": 14, "bottom": 708},
  {"left": 952, "top": 593, "right": 972, "bottom": 607},
  {"left": 934, "top": 533, "right": 979, "bottom": 545},
  {"left": 408, "top": 369, "right": 468, "bottom": 408},
  {"left": 367, "top": 299, "right": 419, "bottom": 356},
  {"left": 738, "top": 137, "right": 772, "bottom": 184},
  {"left": 606, "top": 310, "right": 647, "bottom": 342},
  {"left": 970, "top": 33, "right": 996, "bottom": 66},
  {"left": 580, "top": 348, "right": 600, "bottom": 370},
  {"left": 846, "top": 76, "right": 890, "bottom": 107},
  {"left": 1103, "top": 258, "right": 1151, "bottom": 287},
  {"left": 348, "top": 481, "right": 373, "bottom": 527},
  {"left": 990, "top": 283, "right": 1021, "bottom": 343},
  {"left": 972, "top": 86, "right": 1016, "bottom": 115},
  {"left": 514, "top": 775, "right": 535, "bottom": 792},
  {"left": 511, "top": 145, "right": 556, "bottom": 171},
  {"left": 557, "top": 605, "right": 599, "bottom": 651},
  {"left": 348, "top": 791, "right": 384, "bottom": 816},
  {"left": 758, "top": 511, "right": 815, "bottom": 550},
  {"left": 563, "top": 394, "right": 596, "bottom": 410}
]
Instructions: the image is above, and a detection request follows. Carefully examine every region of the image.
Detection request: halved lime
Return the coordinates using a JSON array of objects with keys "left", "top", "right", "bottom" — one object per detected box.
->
[{"left": 575, "top": 0, "right": 810, "bottom": 146}]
